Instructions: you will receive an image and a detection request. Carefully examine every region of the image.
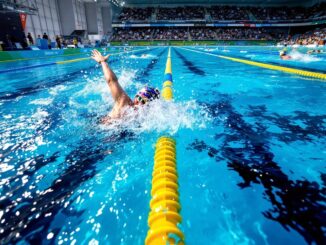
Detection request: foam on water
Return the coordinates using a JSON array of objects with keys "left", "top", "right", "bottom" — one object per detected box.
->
[
  {"left": 56, "top": 67, "right": 210, "bottom": 138},
  {"left": 288, "top": 50, "right": 321, "bottom": 62},
  {"left": 69, "top": 69, "right": 137, "bottom": 113},
  {"left": 100, "top": 99, "right": 211, "bottom": 135},
  {"left": 29, "top": 98, "right": 53, "bottom": 105},
  {"left": 129, "top": 54, "right": 157, "bottom": 59}
]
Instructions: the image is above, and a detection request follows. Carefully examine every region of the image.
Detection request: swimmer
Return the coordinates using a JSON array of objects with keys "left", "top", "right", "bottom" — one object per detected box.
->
[
  {"left": 91, "top": 49, "right": 160, "bottom": 122},
  {"left": 279, "top": 50, "right": 292, "bottom": 60},
  {"left": 307, "top": 50, "right": 313, "bottom": 55}
]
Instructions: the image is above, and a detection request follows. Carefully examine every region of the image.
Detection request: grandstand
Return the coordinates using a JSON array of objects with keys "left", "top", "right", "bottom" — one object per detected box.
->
[{"left": 110, "top": 0, "right": 326, "bottom": 46}]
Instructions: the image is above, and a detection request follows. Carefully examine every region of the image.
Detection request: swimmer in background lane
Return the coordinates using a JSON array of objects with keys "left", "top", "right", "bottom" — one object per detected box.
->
[
  {"left": 307, "top": 49, "right": 323, "bottom": 54},
  {"left": 279, "top": 50, "right": 292, "bottom": 60},
  {"left": 91, "top": 50, "right": 160, "bottom": 122}
]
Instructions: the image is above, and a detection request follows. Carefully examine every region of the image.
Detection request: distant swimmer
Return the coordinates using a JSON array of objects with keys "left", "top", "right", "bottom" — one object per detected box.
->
[
  {"left": 279, "top": 50, "right": 292, "bottom": 60},
  {"left": 91, "top": 50, "right": 160, "bottom": 122},
  {"left": 307, "top": 49, "right": 323, "bottom": 54}
]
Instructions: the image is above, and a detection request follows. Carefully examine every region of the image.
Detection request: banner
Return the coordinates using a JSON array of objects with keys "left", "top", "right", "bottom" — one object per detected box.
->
[
  {"left": 19, "top": 13, "right": 27, "bottom": 30},
  {"left": 112, "top": 19, "right": 326, "bottom": 28}
]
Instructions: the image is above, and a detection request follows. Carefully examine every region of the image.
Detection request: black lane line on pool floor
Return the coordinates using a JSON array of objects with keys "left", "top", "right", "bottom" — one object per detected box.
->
[
  {"left": 173, "top": 48, "right": 206, "bottom": 76},
  {"left": 134, "top": 48, "right": 166, "bottom": 83},
  {"left": 187, "top": 96, "right": 326, "bottom": 245},
  {"left": 0, "top": 48, "right": 158, "bottom": 74},
  {"left": 0, "top": 49, "right": 160, "bottom": 102},
  {"left": 181, "top": 47, "right": 326, "bottom": 75}
]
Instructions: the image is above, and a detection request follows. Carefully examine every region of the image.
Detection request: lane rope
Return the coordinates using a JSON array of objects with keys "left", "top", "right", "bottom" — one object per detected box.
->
[
  {"left": 178, "top": 47, "right": 326, "bottom": 81},
  {"left": 146, "top": 48, "right": 184, "bottom": 245}
]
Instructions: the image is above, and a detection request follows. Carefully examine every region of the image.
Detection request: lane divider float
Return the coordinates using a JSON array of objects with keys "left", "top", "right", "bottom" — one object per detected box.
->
[
  {"left": 146, "top": 48, "right": 184, "bottom": 245},
  {"left": 161, "top": 48, "right": 173, "bottom": 100},
  {"left": 179, "top": 47, "right": 326, "bottom": 81}
]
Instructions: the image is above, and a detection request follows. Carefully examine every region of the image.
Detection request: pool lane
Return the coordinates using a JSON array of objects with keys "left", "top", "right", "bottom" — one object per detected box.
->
[
  {"left": 171, "top": 47, "right": 326, "bottom": 245},
  {"left": 200, "top": 46, "right": 326, "bottom": 73},
  {"left": 179, "top": 47, "right": 326, "bottom": 80},
  {"left": 0, "top": 47, "right": 169, "bottom": 244},
  {"left": 0, "top": 47, "right": 157, "bottom": 74}
]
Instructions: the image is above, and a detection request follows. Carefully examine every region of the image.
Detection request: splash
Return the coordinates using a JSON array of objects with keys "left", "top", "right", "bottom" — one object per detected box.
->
[
  {"left": 204, "top": 48, "right": 216, "bottom": 52},
  {"left": 129, "top": 54, "right": 157, "bottom": 59},
  {"left": 65, "top": 67, "right": 211, "bottom": 136},
  {"left": 287, "top": 50, "right": 321, "bottom": 62},
  {"left": 29, "top": 98, "right": 53, "bottom": 105},
  {"left": 68, "top": 69, "right": 137, "bottom": 115},
  {"left": 100, "top": 99, "right": 211, "bottom": 135}
]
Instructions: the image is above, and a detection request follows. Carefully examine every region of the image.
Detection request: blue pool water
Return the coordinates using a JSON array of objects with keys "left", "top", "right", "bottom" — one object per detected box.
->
[{"left": 0, "top": 46, "right": 325, "bottom": 244}]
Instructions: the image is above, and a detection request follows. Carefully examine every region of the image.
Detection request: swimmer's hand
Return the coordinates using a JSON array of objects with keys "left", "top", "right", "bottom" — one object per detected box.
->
[{"left": 91, "top": 49, "right": 110, "bottom": 64}]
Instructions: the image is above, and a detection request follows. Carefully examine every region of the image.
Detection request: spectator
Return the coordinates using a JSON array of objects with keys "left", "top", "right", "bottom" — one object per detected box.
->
[
  {"left": 56, "top": 35, "right": 62, "bottom": 49},
  {"left": 27, "top": 32, "right": 34, "bottom": 45},
  {"left": 5, "top": 34, "right": 14, "bottom": 50},
  {"left": 47, "top": 37, "right": 52, "bottom": 49},
  {"left": 36, "top": 35, "right": 42, "bottom": 47},
  {"left": 73, "top": 37, "right": 78, "bottom": 48},
  {"left": 43, "top": 32, "right": 48, "bottom": 40}
]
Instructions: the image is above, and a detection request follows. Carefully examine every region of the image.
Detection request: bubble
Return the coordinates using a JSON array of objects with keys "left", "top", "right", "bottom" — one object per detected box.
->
[{"left": 47, "top": 232, "right": 54, "bottom": 240}]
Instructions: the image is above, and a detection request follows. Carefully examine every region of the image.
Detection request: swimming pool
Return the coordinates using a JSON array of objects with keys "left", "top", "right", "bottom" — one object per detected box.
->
[{"left": 0, "top": 46, "right": 325, "bottom": 244}]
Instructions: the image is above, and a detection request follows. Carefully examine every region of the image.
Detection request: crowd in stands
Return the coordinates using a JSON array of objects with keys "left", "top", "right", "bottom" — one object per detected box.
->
[
  {"left": 116, "top": 3, "right": 326, "bottom": 22},
  {"left": 153, "top": 28, "right": 188, "bottom": 40},
  {"left": 157, "top": 7, "right": 205, "bottom": 20},
  {"left": 119, "top": 7, "right": 153, "bottom": 21},
  {"left": 213, "top": 28, "right": 285, "bottom": 40},
  {"left": 111, "top": 28, "right": 153, "bottom": 41},
  {"left": 111, "top": 27, "right": 287, "bottom": 41},
  {"left": 283, "top": 28, "right": 326, "bottom": 46},
  {"left": 189, "top": 28, "right": 216, "bottom": 40},
  {"left": 208, "top": 6, "right": 249, "bottom": 20}
]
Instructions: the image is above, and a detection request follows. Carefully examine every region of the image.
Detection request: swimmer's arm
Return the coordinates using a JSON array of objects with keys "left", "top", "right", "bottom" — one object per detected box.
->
[{"left": 92, "top": 50, "right": 132, "bottom": 104}]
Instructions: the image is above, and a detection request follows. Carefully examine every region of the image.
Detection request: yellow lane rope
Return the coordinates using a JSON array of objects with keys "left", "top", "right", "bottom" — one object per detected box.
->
[
  {"left": 179, "top": 47, "right": 326, "bottom": 81},
  {"left": 146, "top": 48, "right": 184, "bottom": 245}
]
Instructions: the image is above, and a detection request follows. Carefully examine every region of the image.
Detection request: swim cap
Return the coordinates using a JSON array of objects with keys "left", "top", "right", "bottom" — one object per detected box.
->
[{"left": 134, "top": 86, "right": 160, "bottom": 105}]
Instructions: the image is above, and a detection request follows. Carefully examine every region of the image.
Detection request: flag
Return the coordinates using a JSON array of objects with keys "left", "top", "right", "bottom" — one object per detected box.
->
[{"left": 19, "top": 13, "right": 27, "bottom": 30}]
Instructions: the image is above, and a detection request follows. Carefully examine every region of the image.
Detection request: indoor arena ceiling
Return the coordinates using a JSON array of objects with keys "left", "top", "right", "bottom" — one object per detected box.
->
[
  {"left": 112, "top": 0, "right": 315, "bottom": 6},
  {"left": 82, "top": 0, "right": 318, "bottom": 7},
  {"left": 122, "top": 0, "right": 310, "bottom": 4}
]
